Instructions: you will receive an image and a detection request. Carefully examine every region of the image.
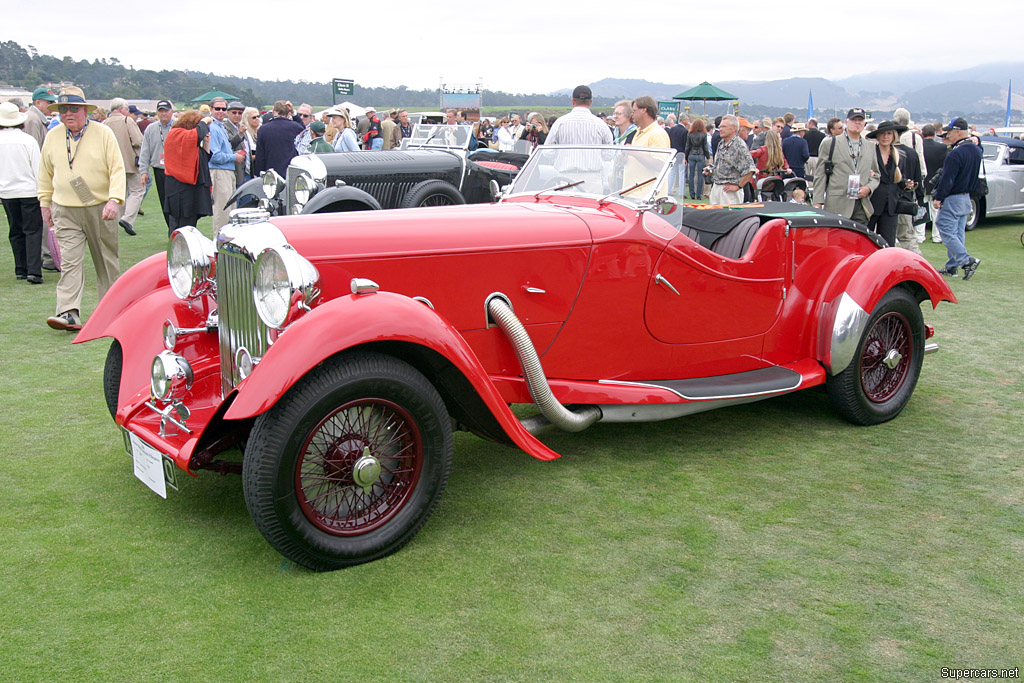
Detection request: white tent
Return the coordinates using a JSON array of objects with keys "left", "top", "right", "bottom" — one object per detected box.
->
[{"left": 335, "top": 101, "right": 366, "bottom": 118}]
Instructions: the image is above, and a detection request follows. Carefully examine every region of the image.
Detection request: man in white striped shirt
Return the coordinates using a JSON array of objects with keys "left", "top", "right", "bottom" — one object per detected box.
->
[{"left": 547, "top": 85, "right": 613, "bottom": 146}]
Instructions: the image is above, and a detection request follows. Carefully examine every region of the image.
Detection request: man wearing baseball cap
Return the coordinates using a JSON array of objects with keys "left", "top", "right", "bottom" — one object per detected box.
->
[
  {"left": 932, "top": 117, "right": 983, "bottom": 279},
  {"left": 812, "top": 107, "right": 878, "bottom": 223},
  {"left": 138, "top": 100, "right": 175, "bottom": 229},
  {"left": 24, "top": 88, "right": 60, "bottom": 270},
  {"left": 24, "top": 88, "right": 56, "bottom": 148}
]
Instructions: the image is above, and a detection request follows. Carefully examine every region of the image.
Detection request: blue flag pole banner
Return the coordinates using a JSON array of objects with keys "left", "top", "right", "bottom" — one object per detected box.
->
[
  {"left": 1005, "top": 79, "right": 1012, "bottom": 129},
  {"left": 808, "top": 90, "right": 814, "bottom": 122}
]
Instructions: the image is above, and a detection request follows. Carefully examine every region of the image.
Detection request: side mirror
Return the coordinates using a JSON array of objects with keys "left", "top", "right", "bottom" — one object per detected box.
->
[{"left": 489, "top": 179, "right": 501, "bottom": 200}]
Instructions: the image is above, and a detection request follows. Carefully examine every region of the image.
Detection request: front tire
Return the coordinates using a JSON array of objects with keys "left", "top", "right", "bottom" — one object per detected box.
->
[
  {"left": 826, "top": 288, "right": 924, "bottom": 425},
  {"left": 103, "top": 340, "right": 122, "bottom": 421},
  {"left": 243, "top": 352, "right": 453, "bottom": 571},
  {"left": 400, "top": 180, "right": 465, "bottom": 208}
]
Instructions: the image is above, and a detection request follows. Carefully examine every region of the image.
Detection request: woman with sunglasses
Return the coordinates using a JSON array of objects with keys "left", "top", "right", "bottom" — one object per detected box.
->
[
  {"left": 240, "top": 107, "right": 260, "bottom": 181},
  {"left": 611, "top": 100, "right": 637, "bottom": 145}
]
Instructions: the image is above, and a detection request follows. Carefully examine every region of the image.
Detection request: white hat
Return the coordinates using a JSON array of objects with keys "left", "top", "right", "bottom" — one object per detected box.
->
[
  {"left": 322, "top": 108, "right": 344, "bottom": 117},
  {"left": 0, "top": 101, "right": 28, "bottom": 127}
]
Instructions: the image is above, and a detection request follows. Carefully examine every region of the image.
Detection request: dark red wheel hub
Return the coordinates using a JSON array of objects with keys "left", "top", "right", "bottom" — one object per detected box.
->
[
  {"left": 859, "top": 311, "right": 912, "bottom": 403},
  {"left": 295, "top": 398, "right": 423, "bottom": 536}
]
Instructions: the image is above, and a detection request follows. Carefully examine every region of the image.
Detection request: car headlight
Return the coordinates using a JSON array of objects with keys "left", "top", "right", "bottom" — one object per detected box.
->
[
  {"left": 252, "top": 245, "right": 320, "bottom": 329},
  {"left": 151, "top": 351, "right": 194, "bottom": 402},
  {"left": 167, "top": 226, "right": 216, "bottom": 300},
  {"left": 262, "top": 170, "right": 284, "bottom": 199},
  {"left": 294, "top": 172, "right": 314, "bottom": 206}
]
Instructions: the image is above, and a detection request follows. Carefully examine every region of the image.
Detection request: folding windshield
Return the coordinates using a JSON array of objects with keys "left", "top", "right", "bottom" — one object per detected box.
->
[
  {"left": 407, "top": 124, "right": 472, "bottom": 150},
  {"left": 507, "top": 145, "right": 676, "bottom": 203}
]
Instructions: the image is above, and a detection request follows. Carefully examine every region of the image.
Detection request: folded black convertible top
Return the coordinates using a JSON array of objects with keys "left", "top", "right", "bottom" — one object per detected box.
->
[{"left": 681, "top": 201, "right": 887, "bottom": 248}]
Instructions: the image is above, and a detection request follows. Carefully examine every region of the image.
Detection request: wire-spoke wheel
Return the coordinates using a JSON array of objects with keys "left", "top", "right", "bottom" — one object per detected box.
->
[
  {"left": 400, "top": 180, "right": 465, "bottom": 208},
  {"left": 244, "top": 352, "right": 453, "bottom": 571},
  {"left": 827, "top": 288, "right": 924, "bottom": 425},
  {"left": 295, "top": 398, "right": 423, "bottom": 536}
]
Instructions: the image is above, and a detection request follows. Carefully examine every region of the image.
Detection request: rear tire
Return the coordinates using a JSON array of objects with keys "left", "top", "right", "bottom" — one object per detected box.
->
[
  {"left": 966, "top": 197, "right": 980, "bottom": 230},
  {"left": 400, "top": 180, "right": 465, "bottom": 208},
  {"left": 826, "top": 288, "right": 924, "bottom": 425}
]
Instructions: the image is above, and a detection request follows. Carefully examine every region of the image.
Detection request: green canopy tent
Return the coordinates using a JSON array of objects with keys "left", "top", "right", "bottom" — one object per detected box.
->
[
  {"left": 190, "top": 89, "right": 240, "bottom": 103},
  {"left": 672, "top": 81, "right": 737, "bottom": 116}
]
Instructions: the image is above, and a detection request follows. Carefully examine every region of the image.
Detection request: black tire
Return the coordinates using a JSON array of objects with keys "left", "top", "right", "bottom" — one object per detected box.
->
[
  {"left": 242, "top": 352, "right": 453, "bottom": 571},
  {"left": 965, "top": 197, "right": 980, "bottom": 231},
  {"left": 400, "top": 180, "right": 465, "bottom": 208},
  {"left": 103, "top": 340, "right": 123, "bottom": 421},
  {"left": 826, "top": 288, "right": 925, "bottom": 425}
]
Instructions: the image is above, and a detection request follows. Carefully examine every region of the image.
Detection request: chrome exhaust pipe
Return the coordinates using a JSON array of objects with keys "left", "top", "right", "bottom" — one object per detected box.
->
[
  {"left": 924, "top": 342, "right": 939, "bottom": 355},
  {"left": 486, "top": 297, "right": 601, "bottom": 433}
]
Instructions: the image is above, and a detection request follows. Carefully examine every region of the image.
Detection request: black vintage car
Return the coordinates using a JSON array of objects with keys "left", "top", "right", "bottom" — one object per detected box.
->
[{"left": 229, "top": 124, "right": 529, "bottom": 215}]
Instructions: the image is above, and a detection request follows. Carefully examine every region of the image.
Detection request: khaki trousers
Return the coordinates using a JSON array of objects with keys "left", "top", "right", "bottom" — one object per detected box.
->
[
  {"left": 211, "top": 168, "right": 236, "bottom": 234},
  {"left": 51, "top": 203, "right": 119, "bottom": 316},
  {"left": 119, "top": 172, "right": 145, "bottom": 227},
  {"left": 896, "top": 213, "right": 922, "bottom": 255},
  {"left": 709, "top": 184, "right": 743, "bottom": 205}
]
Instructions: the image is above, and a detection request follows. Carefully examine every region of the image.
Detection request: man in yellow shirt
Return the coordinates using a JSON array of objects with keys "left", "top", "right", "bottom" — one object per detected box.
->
[
  {"left": 629, "top": 96, "right": 670, "bottom": 148},
  {"left": 37, "top": 87, "right": 125, "bottom": 331}
]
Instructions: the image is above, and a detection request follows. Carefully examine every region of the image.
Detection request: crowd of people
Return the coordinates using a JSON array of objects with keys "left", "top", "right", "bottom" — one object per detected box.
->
[{"left": 0, "top": 83, "right": 993, "bottom": 334}]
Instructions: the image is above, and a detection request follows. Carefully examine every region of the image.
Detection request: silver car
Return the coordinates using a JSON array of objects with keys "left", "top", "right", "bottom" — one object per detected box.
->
[{"left": 971, "top": 136, "right": 1024, "bottom": 230}]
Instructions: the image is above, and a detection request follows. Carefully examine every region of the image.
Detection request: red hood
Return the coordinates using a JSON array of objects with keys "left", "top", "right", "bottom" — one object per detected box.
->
[{"left": 270, "top": 202, "right": 593, "bottom": 260}]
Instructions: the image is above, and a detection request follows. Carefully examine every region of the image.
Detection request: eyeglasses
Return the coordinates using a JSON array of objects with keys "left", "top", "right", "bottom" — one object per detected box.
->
[
  {"left": 250, "top": 115, "right": 259, "bottom": 120},
  {"left": 300, "top": 114, "right": 312, "bottom": 119},
  {"left": 58, "top": 105, "right": 82, "bottom": 114},
  {"left": 212, "top": 106, "right": 227, "bottom": 111}
]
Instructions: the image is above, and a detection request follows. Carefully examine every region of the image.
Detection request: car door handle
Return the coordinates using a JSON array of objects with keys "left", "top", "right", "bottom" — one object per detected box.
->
[
  {"left": 655, "top": 273, "right": 680, "bottom": 295},
  {"left": 523, "top": 286, "right": 546, "bottom": 294}
]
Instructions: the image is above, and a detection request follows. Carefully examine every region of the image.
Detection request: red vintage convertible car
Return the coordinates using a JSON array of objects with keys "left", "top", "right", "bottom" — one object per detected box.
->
[{"left": 77, "top": 145, "right": 956, "bottom": 570}]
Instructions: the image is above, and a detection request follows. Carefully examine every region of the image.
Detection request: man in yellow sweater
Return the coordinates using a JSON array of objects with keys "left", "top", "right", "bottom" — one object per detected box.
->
[{"left": 37, "top": 87, "right": 125, "bottom": 331}]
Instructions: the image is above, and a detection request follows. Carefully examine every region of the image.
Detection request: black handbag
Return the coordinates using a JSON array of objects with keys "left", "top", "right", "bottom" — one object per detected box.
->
[{"left": 896, "top": 199, "right": 918, "bottom": 215}]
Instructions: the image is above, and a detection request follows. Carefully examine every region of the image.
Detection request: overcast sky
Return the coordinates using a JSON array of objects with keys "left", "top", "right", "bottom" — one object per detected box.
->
[{"left": 6, "top": 1, "right": 1023, "bottom": 95}]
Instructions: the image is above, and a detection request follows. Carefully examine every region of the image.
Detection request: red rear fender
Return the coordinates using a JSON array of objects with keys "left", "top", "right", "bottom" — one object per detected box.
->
[{"left": 224, "top": 292, "right": 561, "bottom": 461}]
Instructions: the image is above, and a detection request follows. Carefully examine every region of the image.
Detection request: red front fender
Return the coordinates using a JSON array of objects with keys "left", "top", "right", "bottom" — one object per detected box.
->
[
  {"left": 224, "top": 291, "right": 561, "bottom": 461},
  {"left": 75, "top": 252, "right": 170, "bottom": 343}
]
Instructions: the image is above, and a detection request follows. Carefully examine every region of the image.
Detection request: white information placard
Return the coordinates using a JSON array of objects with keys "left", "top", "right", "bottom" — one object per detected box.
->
[{"left": 130, "top": 432, "right": 167, "bottom": 499}]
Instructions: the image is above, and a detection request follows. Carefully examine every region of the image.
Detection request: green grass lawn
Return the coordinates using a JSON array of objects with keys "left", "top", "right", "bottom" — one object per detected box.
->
[{"left": 0, "top": 195, "right": 1022, "bottom": 681}]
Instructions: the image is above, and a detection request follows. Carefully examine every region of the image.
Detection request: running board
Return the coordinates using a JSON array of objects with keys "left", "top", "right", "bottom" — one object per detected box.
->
[{"left": 600, "top": 366, "right": 803, "bottom": 401}]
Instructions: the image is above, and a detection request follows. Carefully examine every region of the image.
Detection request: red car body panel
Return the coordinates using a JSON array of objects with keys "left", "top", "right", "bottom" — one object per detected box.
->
[{"left": 79, "top": 195, "right": 957, "bottom": 473}]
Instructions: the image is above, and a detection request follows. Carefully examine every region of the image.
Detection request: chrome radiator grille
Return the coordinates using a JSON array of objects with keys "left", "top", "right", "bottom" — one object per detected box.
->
[{"left": 217, "top": 248, "right": 270, "bottom": 395}]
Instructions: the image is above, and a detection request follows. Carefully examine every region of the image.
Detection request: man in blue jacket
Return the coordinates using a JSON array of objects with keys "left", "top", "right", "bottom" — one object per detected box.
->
[
  {"left": 932, "top": 118, "right": 983, "bottom": 279},
  {"left": 207, "top": 97, "right": 244, "bottom": 232},
  {"left": 254, "top": 101, "right": 305, "bottom": 182}
]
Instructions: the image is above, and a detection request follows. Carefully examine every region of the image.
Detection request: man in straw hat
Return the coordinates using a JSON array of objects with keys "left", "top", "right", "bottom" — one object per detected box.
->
[
  {"left": 37, "top": 86, "right": 125, "bottom": 331},
  {"left": 0, "top": 101, "right": 45, "bottom": 284}
]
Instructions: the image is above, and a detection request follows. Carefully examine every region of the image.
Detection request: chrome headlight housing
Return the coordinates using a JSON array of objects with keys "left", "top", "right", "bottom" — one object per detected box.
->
[
  {"left": 167, "top": 226, "right": 216, "bottom": 300},
  {"left": 150, "top": 351, "right": 194, "bottom": 402},
  {"left": 262, "top": 170, "right": 285, "bottom": 199},
  {"left": 294, "top": 172, "right": 314, "bottom": 206},
  {"left": 252, "top": 245, "right": 320, "bottom": 329}
]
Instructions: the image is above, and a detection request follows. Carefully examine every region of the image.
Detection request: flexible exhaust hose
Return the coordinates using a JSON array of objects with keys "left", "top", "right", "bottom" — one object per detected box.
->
[{"left": 487, "top": 297, "right": 601, "bottom": 432}]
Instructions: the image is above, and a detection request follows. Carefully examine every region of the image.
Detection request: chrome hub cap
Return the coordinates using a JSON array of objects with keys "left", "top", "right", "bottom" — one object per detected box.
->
[
  {"left": 352, "top": 447, "right": 382, "bottom": 495},
  {"left": 882, "top": 349, "right": 902, "bottom": 370}
]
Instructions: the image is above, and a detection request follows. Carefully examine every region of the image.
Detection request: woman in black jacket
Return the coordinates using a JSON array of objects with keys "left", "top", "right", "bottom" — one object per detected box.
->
[
  {"left": 866, "top": 120, "right": 910, "bottom": 246},
  {"left": 684, "top": 119, "right": 710, "bottom": 200}
]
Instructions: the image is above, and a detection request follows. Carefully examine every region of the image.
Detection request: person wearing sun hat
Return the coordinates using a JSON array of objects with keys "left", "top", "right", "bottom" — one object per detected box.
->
[
  {"left": 37, "top": 86, "right": 126, "bottom": 332},
  {"left": 0, "top": 102, "right": 45, "bottom": 284}
]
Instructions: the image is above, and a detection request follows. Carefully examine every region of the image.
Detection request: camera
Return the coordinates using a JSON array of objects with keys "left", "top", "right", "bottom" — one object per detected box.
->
[
  {"left": 823, "top": 160, "right": 834, "bottom": 176},
  {"left": 702, "top": 164, "right": 714, "bottom": 176}
]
